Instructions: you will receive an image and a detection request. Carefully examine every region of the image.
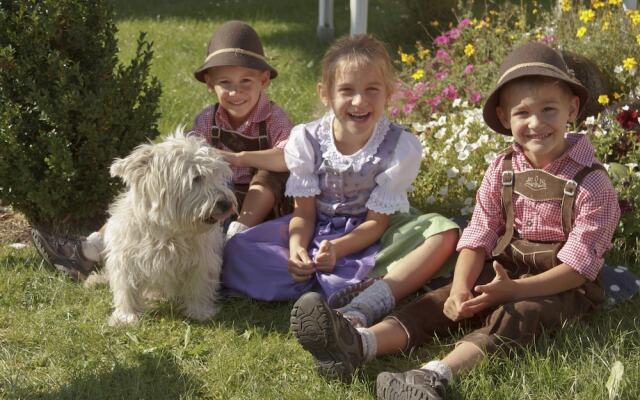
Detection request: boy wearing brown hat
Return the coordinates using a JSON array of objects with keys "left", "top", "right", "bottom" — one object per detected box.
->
[
  {"left": 31, "top": 21, "right": 293, "bottom": 279},
  {"left": 192, "top": 20, "right": 293, "bottom": 238},
  {"left": 288, "top": 42, "right": 620, "bottom": 399}
]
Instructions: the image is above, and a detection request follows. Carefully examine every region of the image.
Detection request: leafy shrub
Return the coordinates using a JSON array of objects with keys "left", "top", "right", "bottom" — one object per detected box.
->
[
  {"left": 394, "top": 1, "right": 640, "bottom": 263},
  {"left": 0, "top": 0, "right": 161, "bottom": 234}
]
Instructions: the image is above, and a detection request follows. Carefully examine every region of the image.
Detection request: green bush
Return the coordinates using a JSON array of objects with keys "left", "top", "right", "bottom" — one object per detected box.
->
[
  {"left": 393, "top": 1, "right": 640, "bottom": 264},
  {"left": 0, "top": 0, "right": 161, "bottom": 234}
]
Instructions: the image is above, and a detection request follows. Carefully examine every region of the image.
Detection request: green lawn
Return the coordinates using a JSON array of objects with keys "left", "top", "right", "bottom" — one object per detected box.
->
[{"left": 1, "top": 1, "right": 639, "bottom": 399}]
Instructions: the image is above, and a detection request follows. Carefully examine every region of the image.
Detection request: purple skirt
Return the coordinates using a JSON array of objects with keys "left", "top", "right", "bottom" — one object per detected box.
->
[{"left": 221, "top": 213, "right": 380, "bottom": 301}]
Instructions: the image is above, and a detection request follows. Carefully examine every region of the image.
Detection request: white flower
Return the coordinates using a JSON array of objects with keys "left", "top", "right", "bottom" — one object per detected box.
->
[
  {"left": 464, "top": 197, "right": 473, "bottom": 205},
  {"left": 478, "top": 134, "right": 489, "bottom": 143},
  {"left": 412, "top": 122, "right": 428, "bottom": 132},
  {"left": 431, "top": 150, "right": 440, "bottom": 160},
  {"left": 603, "top": 163, "right": 610, "bottom": 171},
  {"left": 622, "top": 105, "right": 630, "bottom": 111},
  {"left": 426, "top": 195, "right": 436, "bottom": 205},
  {"left": 434, "top": 127, "right": 447, "bottom": 139},
  {"left": 626, "top": 163, "right": 638, "bottom": 170},
  {"left": 465, "top": 180, "right": 477, "bottom": 190},
  {"left": 461, "top": 101, "right": 469, "bottom": 108},
  {"left": 457, "top": 127, "right": 469, "bottom": 138},
  {"left": 584, "top": 116, "right": 596, "bottom": 126},
  {"left": 454, "top": 140, "right": 468, "bottom": 152},
  {"left": 458, "top": 149, "right": 470, "bottom": 161},
  {"left": 436, "top": 115, "right": 447, "bottom": 126},
  {"left": 462, "top": 165, "right": 472, "bottom": 173},
  {"left": 452, "top": 98, "right": 462, "bottom": 108},
  {"left": 484, "top": 151, "right": 497, "bottom": 163},
  {"left": 438, "top": 186, "right": 449, "bottom": 197},
  {"left": 447, "top": 167, "right": 459, "bottom": 178},
  {"left": 614, "top": 65, "right": 624, "bottom": 74},
  {"left": 458, "top": 176, "right": 467, "bottom": 185}
]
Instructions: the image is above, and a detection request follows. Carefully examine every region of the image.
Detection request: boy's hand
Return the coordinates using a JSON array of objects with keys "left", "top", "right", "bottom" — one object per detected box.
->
[
  {"left": 218, "top": 150, "right": 246, "bottom": 167},
  {"left": 443, "top": 290, "right": 474, "bottom": 321},
  {"left": 288, "top": 246, "right": 315, "bottom": 282},
  {"left": 313, "top": 240, "right": 336, "bottom": 273},
  {"left": 460, "top": 261, "right": 517, "bottom": 314}
]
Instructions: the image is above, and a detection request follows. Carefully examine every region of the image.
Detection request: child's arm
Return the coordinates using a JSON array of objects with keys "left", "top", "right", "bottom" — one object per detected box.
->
[
  {"left": 443, "top": 247, "right": 486, "bottom": 321},
  {"left": 459, "top": 261, "right": 586, "bottom": 315},
  {"left": 288, "top": 196, "right": 316, "bottom": 282},
  {"left": 219, "top": 147, "right": 288, "bottom": 172},
  {"left": 314, "top": 210, "right": 390, "bottom": 272}
]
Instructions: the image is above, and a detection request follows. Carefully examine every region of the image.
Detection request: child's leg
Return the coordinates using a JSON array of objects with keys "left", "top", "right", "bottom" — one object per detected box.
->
[
  {"left": 337, "top": 228, "right": 458, "bottom": 327},
  {"left": 236, "top": 183, "right": 275, "bottom": 227}
]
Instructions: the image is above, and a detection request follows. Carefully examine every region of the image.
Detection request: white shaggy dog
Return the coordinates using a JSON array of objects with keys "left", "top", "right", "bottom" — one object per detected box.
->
[{"left": 93, "top": 129, "right": 236, "bottom": 326}]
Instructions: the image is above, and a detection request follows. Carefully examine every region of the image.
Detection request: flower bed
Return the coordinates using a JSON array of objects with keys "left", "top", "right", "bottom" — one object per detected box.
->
[{"left": 393, "top": 1, "right": 640, "bottom": 263}]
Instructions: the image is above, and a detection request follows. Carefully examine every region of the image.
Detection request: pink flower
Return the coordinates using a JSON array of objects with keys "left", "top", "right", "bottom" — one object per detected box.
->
[
  {"left": 413, "top": 82, "right": 427, "bottom": 97},
  {"left": 441, "top": 84, "right": 458, "bottom": 100},
  {"left": 390, "top": 107, "right": 400, "bottom": 118},
  {"left": 463, "top": 64, "right": 474, "bottom": 74},
  {"left": 427, "top": 95, "right": 442, "bottom": 107},
  {"left": 434, "top": 34, "right": 450, "bottom": 46},
  {"left": 403, "top": 103, "right": 415, "bottom": 114},
  {"left": 435, "top": 49, "right": 451, "bottom": 64},
  {"left": 469, "top": 91, "right": 482, "bottom": 103},
  {"left": 447, "top": 28, "right": 461, "bottom": 39},
  {"left": 435, "top": 69, "right": 449, "bottom": 80},
  {"left": 541, "top": 35, "right": 556, "bottom": 44},
  {"left": 458, "top": 18, "right": 471, "bottom": 28}
]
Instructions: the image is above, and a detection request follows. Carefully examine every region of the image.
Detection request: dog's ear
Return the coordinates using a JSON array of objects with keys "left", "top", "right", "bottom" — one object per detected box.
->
[{"left": 110, "top": 143, "right": 154, "bottom": 186}]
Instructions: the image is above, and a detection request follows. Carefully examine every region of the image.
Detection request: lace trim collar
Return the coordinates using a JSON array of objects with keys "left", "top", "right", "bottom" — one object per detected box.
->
[{"left": 318, "top": 112, "right": 390, "bottom": 172}]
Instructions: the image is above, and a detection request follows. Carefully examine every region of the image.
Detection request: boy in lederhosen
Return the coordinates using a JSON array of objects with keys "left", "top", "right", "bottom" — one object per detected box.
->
[
  {"left": 192, "top": 20, "right": 293, "bottom": 238},
  {"left": 288, "top": 42, "right": 621, "bottom": 399},
  {"left": 31, "top": 21, "right": 293, "bottom": 280}
]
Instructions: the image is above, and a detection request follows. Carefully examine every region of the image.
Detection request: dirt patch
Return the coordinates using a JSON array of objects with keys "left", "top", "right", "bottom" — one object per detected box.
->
[{"left": 0, "top": 206, "right": 32, "bottom": 246}]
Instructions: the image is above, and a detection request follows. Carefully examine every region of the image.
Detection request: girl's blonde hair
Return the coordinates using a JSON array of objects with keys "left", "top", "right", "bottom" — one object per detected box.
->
[{"left": 320, "top": 34, "right": 396, "bottom": 95}]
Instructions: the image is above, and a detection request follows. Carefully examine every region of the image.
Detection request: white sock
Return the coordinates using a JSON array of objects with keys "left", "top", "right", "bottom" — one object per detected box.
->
[
  {"left": 81, "top": 231, "right": 103, "bottom": 262},
  {"left": 421, "top": 360, "right": 453, "bottom": 383},
  {"left": 356, "top": 327, "right": 377, "bottom": 362},
  {"left": 340, "top": 280, "right": 395, "bottom": 326},
  {"left": 226, "top": 221, "right": 249, "bottom": 240}
]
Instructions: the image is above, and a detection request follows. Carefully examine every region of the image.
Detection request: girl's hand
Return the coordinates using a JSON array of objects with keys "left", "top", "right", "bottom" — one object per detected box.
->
[
  {"left": 443, "top": 290, "right": 474, "bottom": 321},
  {"left": 288, "top": 246, "right": 315, "bottom": 282},
  {"left": 218, "top": 150, "right": 245, "bottom": 167},
  {"left": 314, "top": 240, "right": 336, "bottom": 273},
  {"left": 459, "top": 261, "right": 517, "bottom": 315}
]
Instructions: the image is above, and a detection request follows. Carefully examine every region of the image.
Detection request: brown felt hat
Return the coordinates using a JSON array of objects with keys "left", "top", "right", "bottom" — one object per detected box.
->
[
  {"left": 482, "top": 42, "right": 589, "bottom": 135},
  {"left": 194, "top": 20, "right": 277, "bottom": 83}
]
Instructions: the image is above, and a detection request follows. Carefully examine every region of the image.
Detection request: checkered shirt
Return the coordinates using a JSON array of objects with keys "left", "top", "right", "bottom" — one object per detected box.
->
[
  {"left": 457, "top": 133, "right": 620, "bottom": 281},
  {"left": 191, "top": 93, "right": 293, "bottom": 185}
]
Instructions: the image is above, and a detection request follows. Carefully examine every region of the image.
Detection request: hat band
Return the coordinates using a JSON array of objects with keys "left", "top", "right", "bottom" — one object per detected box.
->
[
  {"left": 203, "top": 48, "right": 268, "bottom": 64},
  {"left": 497, "top": 62, "right": 573, "bottom": 85}
]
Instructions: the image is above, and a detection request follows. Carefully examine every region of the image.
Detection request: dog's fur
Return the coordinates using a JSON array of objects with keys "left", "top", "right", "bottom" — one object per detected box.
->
[{"left": 90, "top": 129, "right": 236, "bottom": 326}]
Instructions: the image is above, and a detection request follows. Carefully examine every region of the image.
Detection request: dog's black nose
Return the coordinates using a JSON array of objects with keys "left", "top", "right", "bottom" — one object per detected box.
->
[{"left": 217, "top": 199, "right": 232, "bottom": 212}]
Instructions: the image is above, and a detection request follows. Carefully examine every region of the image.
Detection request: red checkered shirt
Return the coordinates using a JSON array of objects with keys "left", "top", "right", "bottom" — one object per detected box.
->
[
  {"left": 191, "top": 93, "right": 293, "bottom": 185},
  {"left": 457, "top": 133, "right": 620, "bottom": 281}
]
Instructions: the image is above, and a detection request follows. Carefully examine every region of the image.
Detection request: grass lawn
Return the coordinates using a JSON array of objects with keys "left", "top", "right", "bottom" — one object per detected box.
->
[{"left": 2, "top": 0, "right": 640, "bottom": 399}]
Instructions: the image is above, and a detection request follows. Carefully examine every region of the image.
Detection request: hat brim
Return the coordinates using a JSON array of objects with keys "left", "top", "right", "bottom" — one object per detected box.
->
[
  {"left": 194, "top": 52, "right": 278, "bottom": 83},
  {"left": 482, "top": 67, "right": 590, "bottom": 135}
]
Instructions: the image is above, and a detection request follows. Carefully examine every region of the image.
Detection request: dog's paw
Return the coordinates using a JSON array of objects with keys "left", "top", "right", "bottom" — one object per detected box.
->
[
  {"left": 108, "top": 310, "right": 140, "bottom": 327},
  {"left": 184, "top": 304, "right": 220, "bottom": 322}
]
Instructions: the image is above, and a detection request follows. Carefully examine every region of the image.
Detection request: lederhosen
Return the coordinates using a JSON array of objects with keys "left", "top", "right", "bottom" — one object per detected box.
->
[
  {"left": 387, "top": 150, "right": 606, "bottom": 353},
  {"left": 491, "top": 149, "right": 605, "bottom": 304},
  {"left": 209, "top": 104, "right": 292, "bottom": 217}
]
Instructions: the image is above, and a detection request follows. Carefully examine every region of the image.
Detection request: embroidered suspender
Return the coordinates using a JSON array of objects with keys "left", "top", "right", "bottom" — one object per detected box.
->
[
  {"left": 492, "top": 150, "right": 606, "bottom": 258},
  {"left": 209, "top": 104, "right": 269, "bottom": 152}
]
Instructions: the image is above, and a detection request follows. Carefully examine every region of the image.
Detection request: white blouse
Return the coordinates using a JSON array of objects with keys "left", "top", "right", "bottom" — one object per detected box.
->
[{"left": 284, "top": 113, "right": 423, "bottom": 215}]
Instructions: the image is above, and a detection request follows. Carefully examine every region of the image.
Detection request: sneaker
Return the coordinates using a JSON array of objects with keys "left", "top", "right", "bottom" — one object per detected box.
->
[
  {"left": 376, "top": 369, "right": 448, "bottom": 400},
  {"left": 327, "top": 277, "right": 381, "bottom": 308},
  {"left": 31, "top": 229, "right": 98, "bottom": 282},
  {"left": 290, "top": 292, "right": 365, "bottom": 382}
]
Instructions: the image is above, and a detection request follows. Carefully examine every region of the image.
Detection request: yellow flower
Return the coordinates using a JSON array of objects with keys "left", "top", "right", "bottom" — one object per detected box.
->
[
  {"left": 613, "top": 92, "right": 621, "bottom": 99},
  {"left": 412, "top": 69, "right": 424, "bottom": 81},
  {"left": 495, "top": 27, "right": 505, "bottom": 34},
  {"left": 636, "top": 33, "right": 640, "bottom": 45},
  {"left": 601, "top": 21, "right": 609, "bottom": 31},
  {"left": 592, "top": 1, "right": 605, "bottom": 9},
  {"left": 464, "top": 44, "right": 475, "bottom": 57},
  {"left": 597, "top": 94, "right": 609, "bottom": 105},
  {"left": 400, "top": 52, "right": 415, "bottom": 64},
  {"left": 576, "top": 26, "right": 588, "bottom": 38},
  {"left": 608, "top": 0, "right": 621, "bottom": 5},
  {"left": 623, "top": 57, "right": 637, "bottom": 71},
  {"left": 561, "top": 0, "right": 571, "bottom": 12},
  {"left": 418, "top": 48, "right": 430, "bottom": 60},
  {"left": 630, "top": 11, "right": 640, "bottom": 25},
  {"left": 579, "top": 9, "right": 596, "bottom": 23}
]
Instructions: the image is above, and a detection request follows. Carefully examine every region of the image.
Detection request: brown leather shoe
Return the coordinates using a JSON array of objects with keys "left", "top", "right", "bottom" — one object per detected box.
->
[
  {"left": 290, "top": 292, "right": 365, "bottom": 382},
  {"left": 31, "top": 229, "right": 98, "bottom": 282}
]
